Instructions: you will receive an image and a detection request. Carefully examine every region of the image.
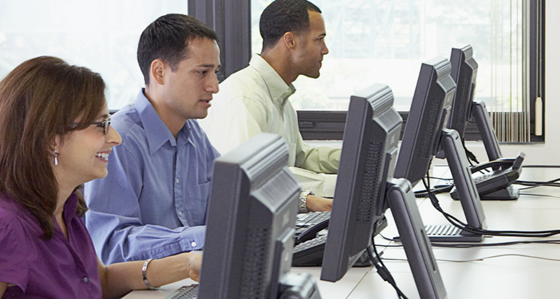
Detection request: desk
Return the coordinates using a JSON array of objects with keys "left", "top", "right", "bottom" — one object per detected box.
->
[{"left": 125, "top": 167, "right": 560, "bottom": 299}]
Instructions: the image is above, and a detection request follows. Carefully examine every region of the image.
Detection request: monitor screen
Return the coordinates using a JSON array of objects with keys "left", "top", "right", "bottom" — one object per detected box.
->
[
  {"left": 320, "top": 83, "right": 402, "bottom": 282},
  {"left": 197, "top": 133, "right": 319, "bottom": 299},
  {"left": 394, "top": 57, "right": 457, "bottom": 187},
  {"left": 447, "top": 44, "right": 478, "bottom": 140},
  {"left": 447, "top": 44, "right": 521, "bottom": 200},
  {"left": 393, "top": 56, "right": 486, "bottom": 242}
]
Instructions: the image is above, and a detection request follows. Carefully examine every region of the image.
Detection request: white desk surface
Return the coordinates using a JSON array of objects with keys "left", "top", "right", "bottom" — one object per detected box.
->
[{"left": 125, "top": 166, "right": 560, "bottom": 299}]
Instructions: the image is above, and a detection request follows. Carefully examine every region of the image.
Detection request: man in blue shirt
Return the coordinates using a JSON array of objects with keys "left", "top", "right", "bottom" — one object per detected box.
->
[{"left": 84, "top": 14, "right": 221, "bottom": 264}]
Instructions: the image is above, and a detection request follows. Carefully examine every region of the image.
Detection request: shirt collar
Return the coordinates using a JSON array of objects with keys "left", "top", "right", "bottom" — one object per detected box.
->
[
  {"left": 134, "top": 89, "right": 190, "bottom": 154},
  {"left": 62, "top": 193, "right": 79, "bottom": 221},
  {"left": 249, "top": 55, "right": 296, "bottom": 109}
]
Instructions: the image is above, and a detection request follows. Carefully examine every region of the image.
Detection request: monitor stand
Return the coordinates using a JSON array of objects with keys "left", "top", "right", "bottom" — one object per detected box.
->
[
  {"left": 472, "top": 100, "right": 502, "bottom": 162},
  {"left": 469, "top": 100, "right": 522, "bottom": 200},
  {"left": 426, "top": 128, "right": 486, "bottom": 242},
  {"left": 387, "top": 178, "right": 447, "bottom": 299}
]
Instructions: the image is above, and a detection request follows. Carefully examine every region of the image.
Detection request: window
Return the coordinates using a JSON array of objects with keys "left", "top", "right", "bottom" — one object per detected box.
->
[
  {"left": 0, "top": 0, "right": 189, "bottom": 110},
  {"left": 248, "top": 0, "right": 543, "bottom": 143},
  {"left": 192, "top": 0, "right": 539, "bottom": 142},
  {"left": 2, "top": 0, "right": 542, "bottom": 143}
]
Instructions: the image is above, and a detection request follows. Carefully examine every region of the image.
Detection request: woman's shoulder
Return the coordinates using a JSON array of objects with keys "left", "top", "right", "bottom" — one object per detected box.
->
[
  {"left": 0, "top": 196, "right": 22, "bottom": 224},
  {"left": 0, "top": 196, "right": 41, "bottom": 241}
]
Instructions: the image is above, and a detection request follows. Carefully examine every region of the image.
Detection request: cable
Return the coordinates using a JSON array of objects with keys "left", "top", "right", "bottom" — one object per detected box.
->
[
  {"left": 383, "top": 253, "right": 560, "bottom": 263},
  {"left": 385, "top": 231, "right": 560, "bottom": 248},
  {"left": 515, "top": 177, "right": 560, "bottom": 190},
  {"left": 384, "top": 231, "right": 560, "bottom": 248},
  {"left": 414, "top": 184, "right": 453, "bottom": 198},
  {"left": 368, "top": 237, "right": 409, "bottom": 299},
  {"left": 520, "top": 165, "right": 560, "bottom": 168},
  {"left": 518, "top": 192, "right": 560, "bottom": 199},
  {"left": 430, "top": 239, "right": 560, "bottom": 248},
  {"left": 423, "top": 175, "right": 560, "bottom": 238},
  {"left": 463, "top": 143, "right": 480, "bottom": 167}
]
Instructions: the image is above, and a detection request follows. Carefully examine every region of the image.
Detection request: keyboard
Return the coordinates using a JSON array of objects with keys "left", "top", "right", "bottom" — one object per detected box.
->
[
  {"left": 425, "top": 224, "right": 462, "bottom": 236},
  {"left": 423, "top": 224, "right": 483, "bottom": 242},
  {"left": 163, "top": 284, "right": 199, "bottom": 299},
  {"left": 295, "top": 211, "right": 331, "bottom": 236}
]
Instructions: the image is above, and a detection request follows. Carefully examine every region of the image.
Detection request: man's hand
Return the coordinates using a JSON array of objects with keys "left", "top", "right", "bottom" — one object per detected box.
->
[{"left": 306, "top": 195, "right": 333, "bottom": 212}]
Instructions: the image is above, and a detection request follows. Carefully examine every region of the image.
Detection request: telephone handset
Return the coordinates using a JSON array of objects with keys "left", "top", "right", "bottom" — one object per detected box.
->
[
  {"left": 295, "top": 218, "right": 329, "bottom": 246},
  {"left": 451, "top": 152, "right": 525, "bottom": 200},
  {"left": 470, "top": 152, "right": 524, "bottom": 174}
]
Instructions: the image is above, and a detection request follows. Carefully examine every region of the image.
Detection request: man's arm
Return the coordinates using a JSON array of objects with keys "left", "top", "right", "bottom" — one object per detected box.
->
[
  {"left": 289, "top": 138, "right": 341, "bottom": 199},
  {"left": 84, "top": 141, "right": 205, "bottom": 264},
  {"left": 295, "top": 140, "right": 341, "bottom": 174}
]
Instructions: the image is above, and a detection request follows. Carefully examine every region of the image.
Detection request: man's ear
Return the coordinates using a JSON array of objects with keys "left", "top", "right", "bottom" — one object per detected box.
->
[
  {"left": 283, "top": 32, "right": 297, "bottom": 50},
  {"left": 150, "top": 59, "right": 166, "bottom": 85}
]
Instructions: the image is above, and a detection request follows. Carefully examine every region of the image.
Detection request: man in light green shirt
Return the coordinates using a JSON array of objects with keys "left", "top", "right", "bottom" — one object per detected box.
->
[{"left": 199, "top": 0, "right": 339, "bottom": 211}]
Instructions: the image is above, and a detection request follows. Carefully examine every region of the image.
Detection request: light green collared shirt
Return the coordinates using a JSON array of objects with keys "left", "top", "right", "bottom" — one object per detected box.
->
[{"left": 199, "top": 55, "right": 340, "bottom": 197}]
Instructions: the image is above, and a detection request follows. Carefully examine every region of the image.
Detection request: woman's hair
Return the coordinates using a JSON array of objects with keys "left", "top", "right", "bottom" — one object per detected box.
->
[{"left": 0, "top": 56, "right": 106, "bottom": 240}]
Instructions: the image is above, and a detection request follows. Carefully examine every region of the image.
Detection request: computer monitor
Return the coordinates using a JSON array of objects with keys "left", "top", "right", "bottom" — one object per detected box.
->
[
  {"left": 395, "top": 57, "right": 455, "bottom": 187},
  {"left": 446, "top": 45, "right": 523, "bottom": 200},
  {"left": 445, "top": 44, "right": 502, "bottom": 161},
  {"left": 447, "top": 45, "right": 478, "bottom": 142},
  {"left": 394, "top": 56, "right": 486, "bottom": 242},
  {"left": 320, "top": 84, "right": 447, "bottom": 298},
  {"left": 197, "top": 133, "right": 320, "bottom": 299}
]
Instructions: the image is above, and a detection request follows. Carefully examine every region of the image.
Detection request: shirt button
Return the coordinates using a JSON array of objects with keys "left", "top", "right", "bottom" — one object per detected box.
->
[
  {"left": 191, "top": 241, "right": 197, "bottom": 247},
  {"left": 178, "top": 211, "right": 183, "bottom": 216},
  {"left": 176, "top": 179, "right": 179, "bottom": 184},
  {"left": 83, "top": 277, "right": 89, "bottom": 283}
]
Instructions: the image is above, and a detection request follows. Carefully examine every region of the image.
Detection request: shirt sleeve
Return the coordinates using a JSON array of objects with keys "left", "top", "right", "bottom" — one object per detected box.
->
[
  {"left": 289, "top": 167, "right": 338, "bottom": 198},
  {"left": 295, "top": 140, "right": 341, "bottom": 174},
  {"left": 290, "top": 135, "right": 341, "bottom": 198},
  {"left": 0, "top": 215, "right": 29, "bottom": 293},
  {"left": 84, "top": 138, "right": 206, "bottom": 264}
]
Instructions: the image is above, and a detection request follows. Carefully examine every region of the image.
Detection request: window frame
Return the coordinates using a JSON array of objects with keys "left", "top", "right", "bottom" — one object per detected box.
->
[{"left": 190, "top": 0, "right": 544, "bottom": 142}]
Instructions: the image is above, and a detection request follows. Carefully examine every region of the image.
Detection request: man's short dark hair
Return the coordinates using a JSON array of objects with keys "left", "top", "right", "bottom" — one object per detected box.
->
[
  {"left": 259, "top": 0, "right": 322, "bottom": 52},
  {"left": 137, "top": 14, "right": 218, "bottom": 85}
]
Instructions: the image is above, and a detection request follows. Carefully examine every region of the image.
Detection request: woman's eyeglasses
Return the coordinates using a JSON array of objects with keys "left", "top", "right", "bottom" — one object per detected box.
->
[{"left": 73, "top": 117, "right": 111, "bottom": 134}]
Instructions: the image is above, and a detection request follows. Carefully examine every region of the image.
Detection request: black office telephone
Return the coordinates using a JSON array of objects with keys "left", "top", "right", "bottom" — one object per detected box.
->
[
  {"left": 450, "top": 152, "right": 525, "bottom": 200},
  {"left": 292, "top": 214, "right": 387, "bottom": 267},
  {"left": 295, "top": 217, "right": 330, "bottom": 246}
]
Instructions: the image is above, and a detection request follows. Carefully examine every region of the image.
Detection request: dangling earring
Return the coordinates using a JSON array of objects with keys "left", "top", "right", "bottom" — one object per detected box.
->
[{"left": 53, "top": 150, "right": 59, "bottom": 166}]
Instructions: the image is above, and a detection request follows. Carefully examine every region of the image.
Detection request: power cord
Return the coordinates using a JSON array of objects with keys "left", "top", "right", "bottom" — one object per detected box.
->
[
  {"left": 422, "top": 176, "right": 560, "bottom": 238},
  {"left": 368, "top": 237, "right": 409, "bottom": 299},
  {"left": 515, "top": 177, "right": 560, "bottom": 189},
  {"left": 382, "top": 230, "right": 560, "bottom": 248},
  {"left": 430, "top": 239, "right": 560, "bottom": 248},
  {"left": 463, "top": 143, "right": 480, "bottom": 167},
  {"left": 383, "top": 253, "right": 560, "bottom": 263}
]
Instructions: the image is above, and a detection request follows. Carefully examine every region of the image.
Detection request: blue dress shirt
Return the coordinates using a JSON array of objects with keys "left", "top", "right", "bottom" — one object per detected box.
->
[{"left": 84, "top": 89, "right": 220, "bottom": 264}]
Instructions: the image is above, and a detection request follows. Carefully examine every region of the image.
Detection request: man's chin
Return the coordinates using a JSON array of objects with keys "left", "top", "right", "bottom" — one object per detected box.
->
[
  {"left": 195, "top": 112, "right": 209, "bottom": 120},
  {"left": 303, "top": 72, "right": 321, "bottom": 79}
]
